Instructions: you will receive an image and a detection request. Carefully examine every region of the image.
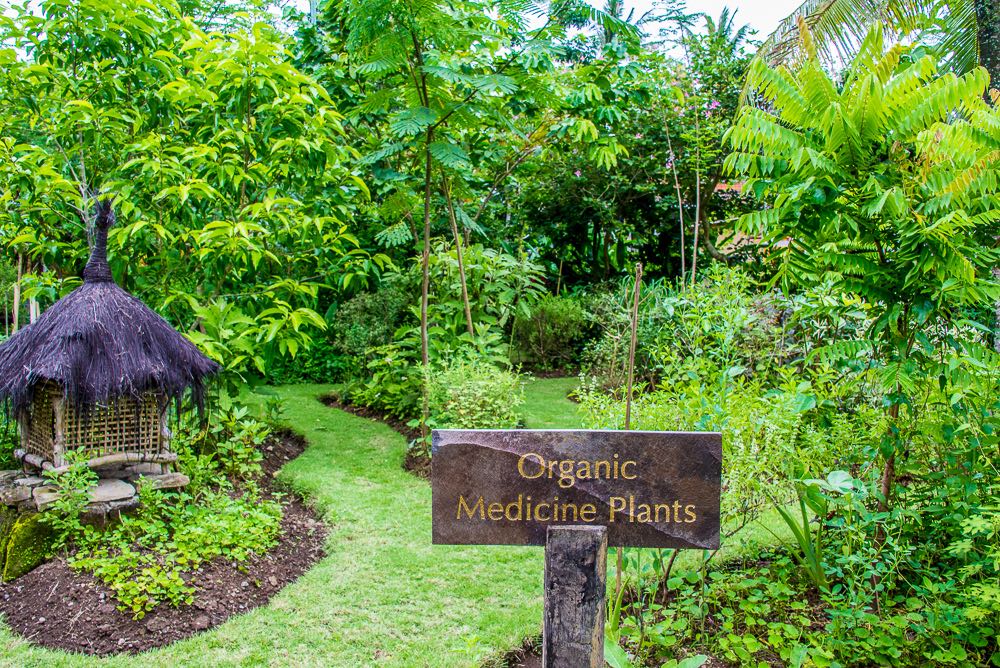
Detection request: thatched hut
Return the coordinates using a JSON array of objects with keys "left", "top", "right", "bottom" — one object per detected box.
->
[{"left": 0, "top": 201, "right": 219, "bottom": 473}]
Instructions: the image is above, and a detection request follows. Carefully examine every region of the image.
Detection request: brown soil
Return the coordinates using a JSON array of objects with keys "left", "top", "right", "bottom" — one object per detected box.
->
[
  {"left": 493, "top": 635, "right": 541, "bottom": 667},
  {"left": 0, "top": 431, "right": 328, "bottom": 656},
  {"left": 403, "top": 448, "right": 431, "bottom": 479},
  {"left": 320, "top": 394, "right": 431, "bottom": 478}
]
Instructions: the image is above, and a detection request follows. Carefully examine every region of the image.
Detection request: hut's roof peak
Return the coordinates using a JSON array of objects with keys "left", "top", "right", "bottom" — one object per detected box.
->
[
  {"left": 0, "top": 201, "right": 219, "bottom": 415},
  {"left": 81, "top": 199, "right": 115, "bottom": 284}
]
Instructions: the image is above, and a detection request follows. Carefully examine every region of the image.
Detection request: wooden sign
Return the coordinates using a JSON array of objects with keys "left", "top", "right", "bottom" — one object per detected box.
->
[{"left": 432, "top": 429, "right": 721, "bottom": 549}]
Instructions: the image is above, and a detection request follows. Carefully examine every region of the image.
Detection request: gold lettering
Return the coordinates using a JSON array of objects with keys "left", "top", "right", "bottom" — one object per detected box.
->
[
  {"left": 684, "top": 504, "right": 697, "bottom": 523},
  {"left": 505, "top": 496, "right": 524, "bottom": 521},
  {"left": 487, "top": 502, "right": 504, "bottom": 521},
  {"left": 620, "top": 460, "right": 637, "bottom": 479},
  {"left": 558, "top": 460, "right": 576, "bottom": 488},
  {"left": 518, "top": 453, "right": 545, "bottom": 479},
  {"left": 535, "top": 502, "right": 550, "bottom": 521},
  {"left": 673, "top": 500, "right": 683, "bottom": 522},
  {"left": 609, "top": 497, "right": 626, "bottom": 522},
  {"left": 654, "top": 503, "right": 671, "bottom": 523},
  {"left": 457, "top": 495, "right": 484, "bottom": 520},
  {"left": 580, "top": 504, "right": 597, "bottom": 522},
  {"left": 595, "top": 460, "right": 611, "bottom": 478},
  {"left": 576, "top": 460, "right": 592, "bottom": 481}
]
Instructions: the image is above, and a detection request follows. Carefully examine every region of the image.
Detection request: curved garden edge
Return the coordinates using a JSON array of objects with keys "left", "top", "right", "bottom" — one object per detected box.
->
[
  {"left": 0, "top": 385, "right": 546, "bottom": 667},
  {"left": 0, "top": 430, "right": 329, "bottom": 656}
]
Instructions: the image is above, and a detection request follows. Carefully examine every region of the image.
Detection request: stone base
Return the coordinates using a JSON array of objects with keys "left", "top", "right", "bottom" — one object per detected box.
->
[{"left": 0, "top": 469, "right": 189, "bottom": 519}]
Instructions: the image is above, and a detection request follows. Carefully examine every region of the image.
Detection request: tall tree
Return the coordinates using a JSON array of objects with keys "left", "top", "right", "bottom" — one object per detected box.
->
[
  {"left": 0, "top": 0, "right": 379, "bottom": 380},
  {"left": 726, "top": 24, "right": 1000, "bottom": 510},
  {"left": 318, "top": 0, "right": 637, "bottom": 436},
  {"left": 759, "top": 0, "right": 1000, "bottom": 349}
]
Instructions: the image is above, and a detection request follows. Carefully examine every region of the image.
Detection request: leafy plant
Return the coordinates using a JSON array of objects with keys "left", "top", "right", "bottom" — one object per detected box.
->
[
  {"left": 767, "top": 482, "right": 830, "bottom": 593},
  {"left": 40, "top": 451, "right": 99, "bottom": 551},
  {"left": 69, "top": 488, "right": 282, "bottom": 618},
  {"left": 426, "top": 358, "right": 524, "bottom": 430},
  {"left": 0, "top": 0, "right": 383, "bottom": 380},
  {"left": 512, "top": 294, "right": 591, "bottom": 370},
  {"left": 726, "top": 24, "right": 1000, "bottom": 509}
]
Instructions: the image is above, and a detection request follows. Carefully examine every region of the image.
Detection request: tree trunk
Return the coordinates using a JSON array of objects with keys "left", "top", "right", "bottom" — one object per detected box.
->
[
  {"left": 691, "top": 170, "right": 701, "bottom": 287},
  {"left": 665, "top": 129, "right": 686, "bottom": 282},
  {"left": 420, "top": 131, "right": 434, "bottom": 441},
  {"left": 978, "top": 0, "right": 1000, "bottom": 349},
  {"left": 977, "top": 0, "right": 1000, "bottom": 89}
]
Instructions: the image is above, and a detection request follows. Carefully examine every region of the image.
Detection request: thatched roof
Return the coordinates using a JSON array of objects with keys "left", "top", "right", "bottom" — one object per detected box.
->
[{"left": 0, "top": 200, "right": 219, "bottom": 415}]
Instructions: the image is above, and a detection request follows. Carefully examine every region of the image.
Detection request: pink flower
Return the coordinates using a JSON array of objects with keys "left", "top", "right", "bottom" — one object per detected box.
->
[
  {"left": 574, "top": 170, "right": 582, "bottom": 177},
  {"left": 708, "top": 99, "right": 721, "bottom": 110}
]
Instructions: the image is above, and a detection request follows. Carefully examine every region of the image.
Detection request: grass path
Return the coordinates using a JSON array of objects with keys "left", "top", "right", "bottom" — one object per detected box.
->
[
  {"left": 1, "top": 383, "right": 577, "bottom": 668},
  {"left": 520, "top": 377, "right": 579, "bottom": 429}
]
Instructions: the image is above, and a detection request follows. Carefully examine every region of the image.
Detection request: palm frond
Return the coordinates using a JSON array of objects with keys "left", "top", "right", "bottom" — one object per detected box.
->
[
  {"left": 757, "top": 0, "right": 982, "bottom": 77},
  {"left": 758, "top": 0, "right": 896, "bottom": 67}
]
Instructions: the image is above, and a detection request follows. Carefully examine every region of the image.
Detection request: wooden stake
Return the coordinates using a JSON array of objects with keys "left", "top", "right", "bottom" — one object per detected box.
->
[
  {"left": 615, "top": 262, "right": 642, "bottom": 600},
  {"left": 543, "top": 526, "right": 607, "bottom": 668},
  {"left": 624, "top": 263, "right": 642, "bottom": 430}
]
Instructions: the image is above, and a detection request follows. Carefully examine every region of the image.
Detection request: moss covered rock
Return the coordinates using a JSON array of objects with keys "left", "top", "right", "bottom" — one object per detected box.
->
[
  {"left": 0, "top": 507, "right": 17, "bottom": 574},
  {"left": 2, "top": 512, "right": 54, "bottom": 581}
]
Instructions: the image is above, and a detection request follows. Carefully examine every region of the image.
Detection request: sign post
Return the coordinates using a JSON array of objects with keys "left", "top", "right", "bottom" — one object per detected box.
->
[{"left": 432, "top": 429, "right": 722, "bottom": 667}]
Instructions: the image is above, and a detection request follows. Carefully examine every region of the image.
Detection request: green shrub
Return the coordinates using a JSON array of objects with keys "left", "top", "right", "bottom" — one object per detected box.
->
[
  {"left": 26, "top": 404, "right": 287, "bottom": 614},
  {"left": 577, "top": 373, "right": 878, "bottom": 532},
  {"left": 511, "top": 294, "right": 590, "bottom": 371},
  {"left": 581, "top": 266, "right": 870, "bottom": 390},
  {"left": 427, "top": 358, "right": 524, "bottom": 430},
  {"left": 581, "top": 267, "right": 784, "bottom": 388},
  {"left": 267, "top": 336, "right": 356, "bottom": 384},
  {"left": 346, "top": 342, "right": 425, "bottom": 420},
  {"left": 331, "top": 281, "right": 411, "bottom": 362}
]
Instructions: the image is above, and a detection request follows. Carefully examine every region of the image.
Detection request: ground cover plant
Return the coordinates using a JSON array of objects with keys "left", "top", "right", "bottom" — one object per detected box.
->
[{"left": 36, "top": 412, "right": 284, "bottom": 620}]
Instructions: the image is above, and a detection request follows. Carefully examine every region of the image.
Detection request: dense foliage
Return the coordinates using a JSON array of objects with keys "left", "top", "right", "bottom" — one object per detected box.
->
[
  {"left": 0, "top": 0, "right": 380, "bottom": 383},
  {"left": 0, "top": 0, "right": 997, "bottom": 664}
]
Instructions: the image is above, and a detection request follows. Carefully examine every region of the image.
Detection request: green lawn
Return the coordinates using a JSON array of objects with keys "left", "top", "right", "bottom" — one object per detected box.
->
[
  {"left": 521, "top": 376, "right": 580, "bottom": 429},
  {"left": 0, "top": 378, "right": 787, "bottom": 667}
]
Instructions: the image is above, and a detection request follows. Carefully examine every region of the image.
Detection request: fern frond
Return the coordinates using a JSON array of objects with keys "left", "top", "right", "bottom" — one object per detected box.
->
[{"left": 809, "top": 338, "right": 876, "bottom": 364}]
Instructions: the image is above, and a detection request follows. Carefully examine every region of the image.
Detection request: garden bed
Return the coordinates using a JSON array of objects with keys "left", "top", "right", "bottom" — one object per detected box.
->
[{"left": 0, "top": 431, "right": 328, "bottom": 656}]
